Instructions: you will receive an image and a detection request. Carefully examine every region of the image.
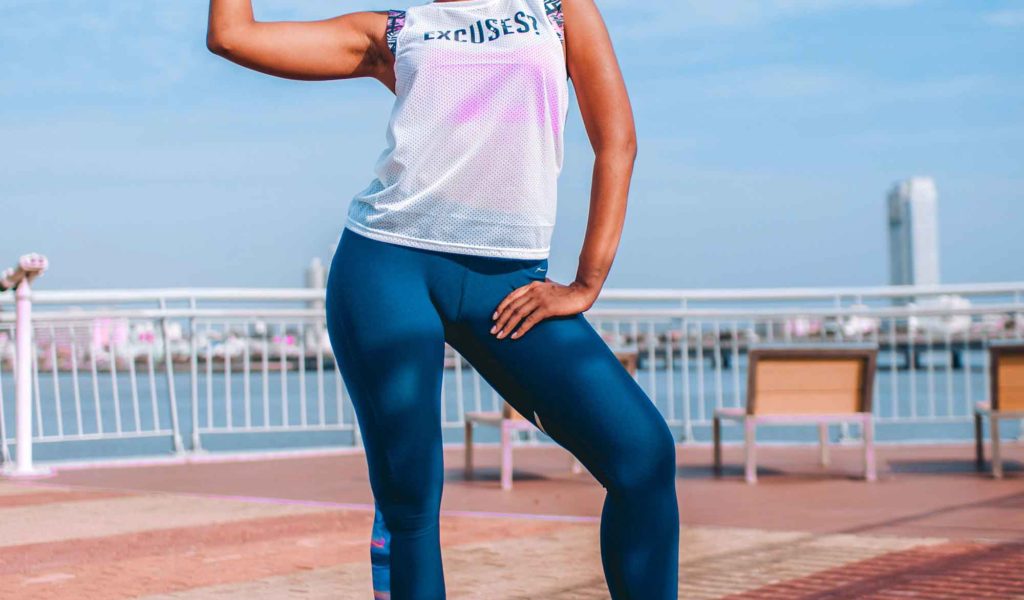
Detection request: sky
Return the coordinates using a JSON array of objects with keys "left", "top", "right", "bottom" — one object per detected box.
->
[{"left": 2, "top": 0, "right": 1022, "bottom": 291}]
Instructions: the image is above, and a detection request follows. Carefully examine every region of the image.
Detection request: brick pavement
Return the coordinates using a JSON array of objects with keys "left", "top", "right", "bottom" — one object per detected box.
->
[{"left": 1, "top": 442, "right": 1022, "bottom": 598}]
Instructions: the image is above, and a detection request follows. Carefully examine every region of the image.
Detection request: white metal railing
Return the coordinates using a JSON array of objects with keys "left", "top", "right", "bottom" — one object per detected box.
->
[
  {"left": 0, "top": 254, "right": 51, "bottom": 475},
  {"left": 9, "top": 281, "right": 1022, "bottom": 306},
  {"left": 2, "top": 276, "right": 1023, "bottom": 467}
]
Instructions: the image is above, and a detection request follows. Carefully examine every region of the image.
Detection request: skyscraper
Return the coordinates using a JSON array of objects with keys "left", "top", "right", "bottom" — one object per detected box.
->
[{"left": 888, "top": 177, "right": 940, "bottom": 287}]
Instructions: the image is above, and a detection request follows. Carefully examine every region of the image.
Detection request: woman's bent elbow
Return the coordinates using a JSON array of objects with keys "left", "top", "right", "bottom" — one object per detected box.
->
[{"left": 206, "top": 28, "right": 235, "bottom": 57}]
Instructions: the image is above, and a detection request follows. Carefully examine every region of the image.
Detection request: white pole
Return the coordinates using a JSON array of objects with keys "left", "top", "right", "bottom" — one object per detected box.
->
[
  {"left": 14, "top": 280, "right": 35, "bottom": 473},
  {"left": 3, "top": 253, "right": 52, "bottom": 477}
]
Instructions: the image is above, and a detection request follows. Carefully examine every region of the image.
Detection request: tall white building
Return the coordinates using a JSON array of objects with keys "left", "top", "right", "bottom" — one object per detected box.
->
[{"left": 888, "top": 177, "right": 940, "bottom": 287}]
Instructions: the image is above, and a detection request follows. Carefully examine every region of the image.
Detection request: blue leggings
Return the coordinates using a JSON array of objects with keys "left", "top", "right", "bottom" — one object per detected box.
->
[{"left": 325, "top": 227, "right": 679, "bottom": 599}]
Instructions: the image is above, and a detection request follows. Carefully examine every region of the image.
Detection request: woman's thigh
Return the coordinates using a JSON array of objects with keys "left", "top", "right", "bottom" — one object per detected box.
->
[
  {"left": 448, "top": 270, "right": 674, "bottom": 488},
  {"left": 326, "top": 229, "right": 448, "bottom": 512}
]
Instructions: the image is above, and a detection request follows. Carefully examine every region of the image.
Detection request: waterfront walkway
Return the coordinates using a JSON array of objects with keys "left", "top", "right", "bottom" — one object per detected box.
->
[{"left": 1, "top": 443, "right": 1022, "bottom": 599}]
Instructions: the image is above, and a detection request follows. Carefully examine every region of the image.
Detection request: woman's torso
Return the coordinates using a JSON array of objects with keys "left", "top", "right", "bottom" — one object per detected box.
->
[{"left": 345, "top": 0, "right": 568, "bottom": 260}]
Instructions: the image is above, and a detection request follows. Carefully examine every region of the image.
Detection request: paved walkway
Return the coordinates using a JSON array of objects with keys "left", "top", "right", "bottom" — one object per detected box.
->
[{"left": 1, "top": 442, "right": 1022, "bottom": 599}]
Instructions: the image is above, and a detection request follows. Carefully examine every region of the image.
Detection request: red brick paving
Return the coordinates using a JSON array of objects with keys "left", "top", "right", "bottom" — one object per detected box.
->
[
  {"left": 0, "top": 489, "right": 129, "bottom": 509},
  {"left": 0, "top": 494, "right": 575, "bottom": 600},
  {"left": 724, "top": 541, "right": 1024, "bottom": 600},
  {"left": 0, "top": 510, "right": 363, "bottom": 576},
  {"left": 42, "top": 443, "right": 1024, "bottom": 540},
  {"left": 3, "top": 442, "right": 1023, "bottom": 598}
]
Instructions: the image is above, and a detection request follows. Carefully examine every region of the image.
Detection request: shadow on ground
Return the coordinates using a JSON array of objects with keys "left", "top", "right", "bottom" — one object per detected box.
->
[{"left": 889, "top": 459, "right": 1023, "bottom": 475}]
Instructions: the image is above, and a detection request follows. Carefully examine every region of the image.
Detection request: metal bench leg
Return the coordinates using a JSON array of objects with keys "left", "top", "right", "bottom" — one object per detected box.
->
[
  {"left": 464, "top": 420, "right": 474, "bottom": 480},
  {"left": 863, "top": 416, "right": 876, "bottom": 482},
  {"left": 991, "top": 416, "right": 1003, "bottom": 480},
  {"left": 744, "top": 419, "right": 757, "bottom": 485},
  {"left": 974, "top": 411, "right": 984, "bottom": 472},
  {"left": 713, "top": 416, "right": 722, "bottom": 475},
  {"left": 818, "top": 422, "right": 830, "bottom": 467},
  {"left": 500, "top": 420, "right": 513, "bottom": 491}
]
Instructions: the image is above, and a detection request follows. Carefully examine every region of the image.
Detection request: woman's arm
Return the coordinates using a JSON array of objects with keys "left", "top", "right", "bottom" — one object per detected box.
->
[
  {"left": 207, "top": 0, "right": 392, "bottom": 86},
  {"left": 492, "top": 0, "right": 638, "bottom": 340}
]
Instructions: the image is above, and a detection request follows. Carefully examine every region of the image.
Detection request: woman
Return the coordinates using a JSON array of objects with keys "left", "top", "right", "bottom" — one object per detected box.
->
[{"left": 206, "top": 0, "right": 679, "bottom": 598}]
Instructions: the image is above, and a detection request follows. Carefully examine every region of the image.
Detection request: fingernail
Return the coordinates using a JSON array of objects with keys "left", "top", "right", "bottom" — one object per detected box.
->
[
  {"left": 490, "top": 325, "right": 497, "bottom": 334},
  {"left": 492, "top": 312, "right": 497, "bottom": 320},
  {"left": 511, "top": 332, "right": 519, "bottom": 339}
]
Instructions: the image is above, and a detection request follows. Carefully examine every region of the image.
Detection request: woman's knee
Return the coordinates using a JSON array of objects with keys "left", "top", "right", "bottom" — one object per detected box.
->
[
  {"left": 375, "top": 476, "right": 443, "bottom": 534},
  {"left": 361, "top": 439, "right": 444, "bottom": 536},
  {"left": 377, "top": 502, "right": 441, "bottom": 535},
  {"left": 606, "top": 415, "right": 677, "bottom": 495},
  {"left": 643, "top": 419, "right": 679, "bottom": 487}
]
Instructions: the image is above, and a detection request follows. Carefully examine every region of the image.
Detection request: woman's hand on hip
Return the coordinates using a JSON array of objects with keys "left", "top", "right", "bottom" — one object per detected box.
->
[{"left": 491, "top": 280, "right": 599, "bottom": 340}]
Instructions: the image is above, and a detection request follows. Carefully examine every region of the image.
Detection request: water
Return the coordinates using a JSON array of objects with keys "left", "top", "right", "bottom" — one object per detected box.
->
[{"left": 1, "top": 347, "right": 1020, "bottom": 464}]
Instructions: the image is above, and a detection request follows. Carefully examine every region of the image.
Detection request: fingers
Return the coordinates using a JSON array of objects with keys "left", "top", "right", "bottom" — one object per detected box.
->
[
  {"left": 492, "top": 295, "right": 540, "bottom": 339},
  {"left": 492, "top": 281, "right": 537, "bottom": 320},
  {"left": 492, "top": 282, "right": 541, "bottom": 323},
  {"left": 509, "top": 309, "right": 547, "bottom": 339}
]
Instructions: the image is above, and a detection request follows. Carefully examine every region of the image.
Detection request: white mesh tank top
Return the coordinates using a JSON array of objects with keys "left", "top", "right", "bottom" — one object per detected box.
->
[{"left": 345, "top": 0, "right": 569, "bottom": 260}]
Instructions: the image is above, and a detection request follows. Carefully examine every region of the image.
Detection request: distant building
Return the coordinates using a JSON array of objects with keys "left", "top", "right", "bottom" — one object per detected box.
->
[{"left": 888, "top": 177, "right": 940, "bottom": 287}]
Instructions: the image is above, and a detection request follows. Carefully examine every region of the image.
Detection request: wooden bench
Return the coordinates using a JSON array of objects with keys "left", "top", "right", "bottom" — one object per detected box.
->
[
  {"left": 713, "top": 346, "right": 878, "bottom": 484},
  {"left": 974, "top": 343, "right": 1024, "bottom": 479},
  {"left": 464, "top": 349, "right": 638, "bottom": 491}
]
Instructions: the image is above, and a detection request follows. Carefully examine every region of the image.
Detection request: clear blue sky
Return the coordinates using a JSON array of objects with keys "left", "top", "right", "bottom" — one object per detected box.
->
[{"left": 2, "top": 0, "right": 1022, "bottom": 290}]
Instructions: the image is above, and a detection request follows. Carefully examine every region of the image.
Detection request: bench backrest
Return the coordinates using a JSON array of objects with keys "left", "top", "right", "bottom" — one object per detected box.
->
[
  {"left": 991, "top": 344, "right": 1024, "bottom": 412},
  {"left": 747, "top": 347, "right": 877, "bottom": 416}
]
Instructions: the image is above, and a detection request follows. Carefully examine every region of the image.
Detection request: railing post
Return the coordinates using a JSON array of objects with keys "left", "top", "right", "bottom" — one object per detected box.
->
[
  {"left": 2, "top": 254, "right": 52, "bottom": 477},
  {"left": 838, "top": 421, "right": 855, "bottom": 444},
  {"left": 13, "top": 279, "right": 38, "bottom": 473},
  {"left": 159, "top": 311, "right": 185, "bottom": 456},
  {"left": 188, "top": 298, "right": 203, "bottom": 453}
]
